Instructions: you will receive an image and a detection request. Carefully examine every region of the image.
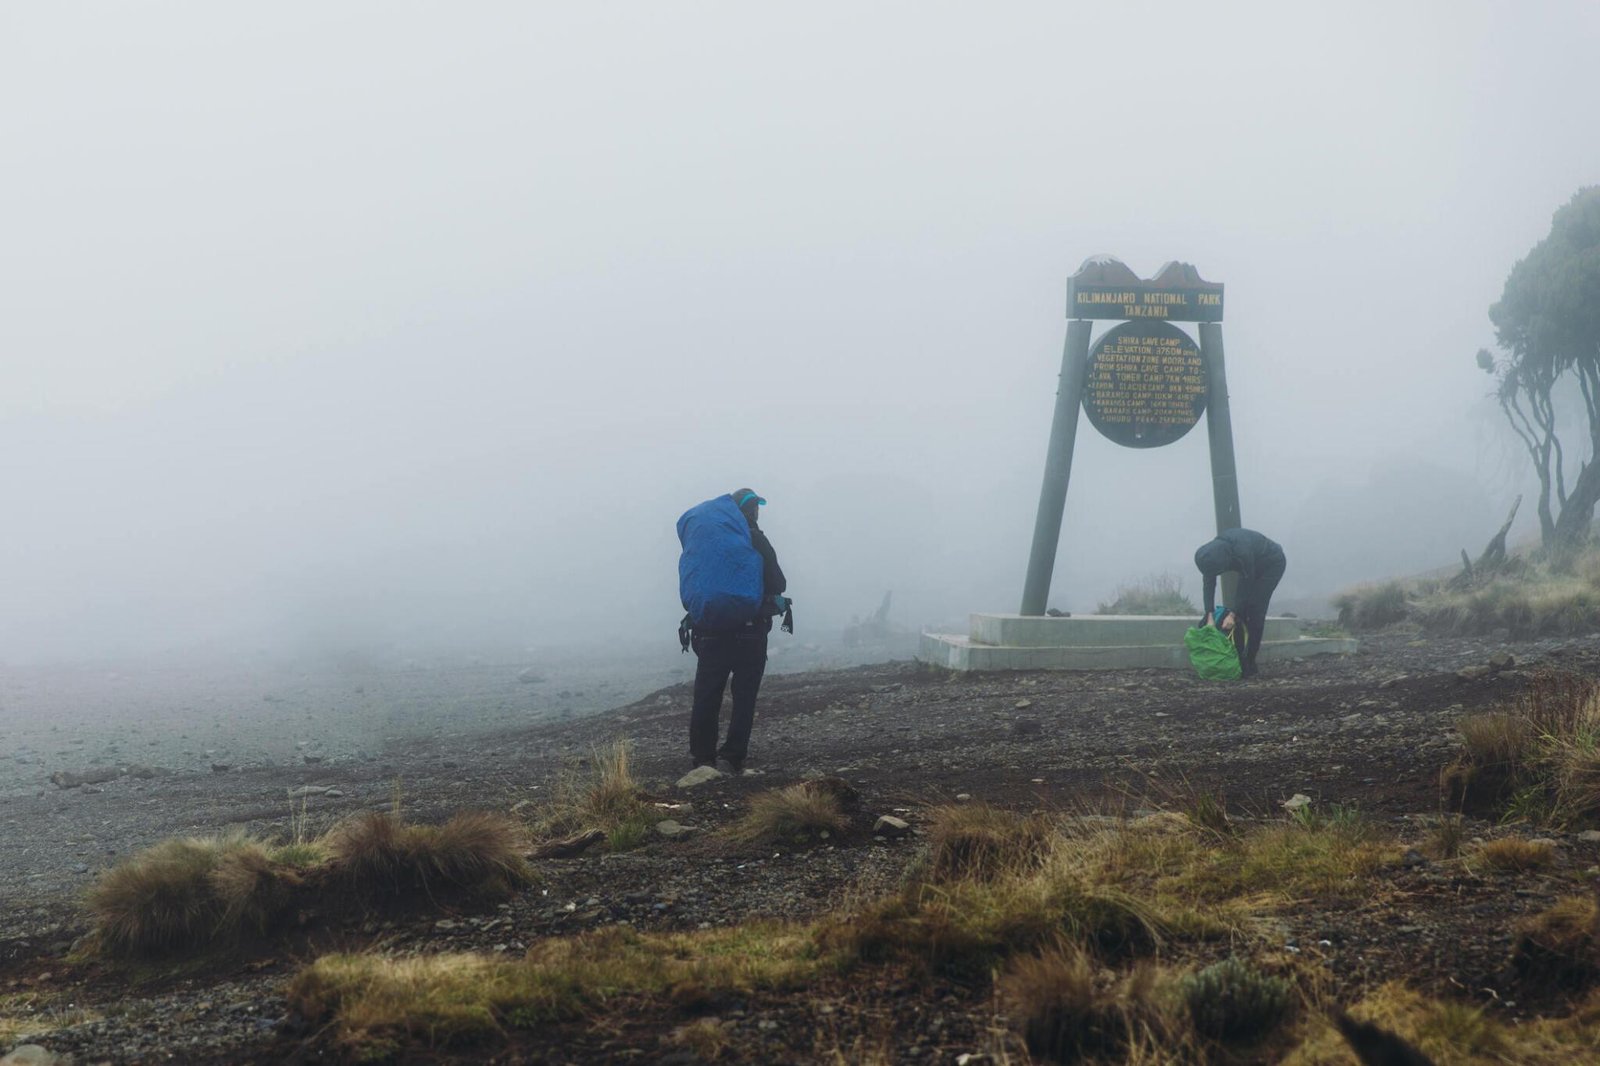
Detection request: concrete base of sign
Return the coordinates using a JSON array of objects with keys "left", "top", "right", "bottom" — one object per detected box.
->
[{"left": 918, "top": 614, "right": 1357, "bottom": 672}]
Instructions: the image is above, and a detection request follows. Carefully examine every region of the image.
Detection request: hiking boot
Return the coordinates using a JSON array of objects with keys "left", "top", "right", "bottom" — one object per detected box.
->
[{"left": 718, "top": 751, "right": 745, "bottom": 774}]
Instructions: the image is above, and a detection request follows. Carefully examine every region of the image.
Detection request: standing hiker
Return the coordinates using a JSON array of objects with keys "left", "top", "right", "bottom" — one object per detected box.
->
[
  {"left": 677, "top": 488, "right": 790, "bottom": 772},
  {"left": 1194, "top": 528, "right": 1286, "bottom": 679}
]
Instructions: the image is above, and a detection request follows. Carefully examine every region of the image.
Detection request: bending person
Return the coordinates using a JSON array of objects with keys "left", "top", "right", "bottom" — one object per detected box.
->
[{"left": 1194, "top": 528, "right": 1287, "bottom": 678}]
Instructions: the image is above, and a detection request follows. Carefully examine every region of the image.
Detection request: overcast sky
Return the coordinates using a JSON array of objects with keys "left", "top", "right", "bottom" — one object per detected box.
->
[{"left": 2, "top": 1, "right": 1597, "bottom": 661}]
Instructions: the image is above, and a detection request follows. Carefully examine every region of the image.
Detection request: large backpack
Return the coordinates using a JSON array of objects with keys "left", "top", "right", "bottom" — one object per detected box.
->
[{"left": 677, "top": 495, "right": 765, "bottom": 629}]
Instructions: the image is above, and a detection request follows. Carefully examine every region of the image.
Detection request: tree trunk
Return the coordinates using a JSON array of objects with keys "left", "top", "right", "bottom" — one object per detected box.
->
[{"left": 1552, "top": 461, "right": 1600, "bottom": 567}]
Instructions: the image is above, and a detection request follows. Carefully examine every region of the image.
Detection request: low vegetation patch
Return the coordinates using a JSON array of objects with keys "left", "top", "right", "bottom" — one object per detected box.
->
[
  {"left": 287, "top": 922, "right": 828, "bottom": 1058},
  {"left": 1469, "top": 836, "right": 1556, "bottom": 874},
  {"left": 1447, "top": 675, "right": 1600, "bottom": 825},
  {"left": 1335, "top": 543, "right": 1600, "bottom": 638},
  {"left": 1286, "top": 982, "right": 1600, "bottom": 1064},
  {"left": 526, "top": 738, "right": 656, "bottom": 851},
  {"left": 1180, "top": 956, "right": 1295, "bottom": 1042},
  {"left": 87, "top": 833, "right": 313, "bottom": 957},
  {"left": 921, "top": 802, "right": 1053, "bottom": 882},
  {"left": 1002, "top": 945, "right": 1187, "bottom": 1063},
  {"left": 1333, "top": 581, "right": 1410, "bottom": 632},
  {"left": 88, "top": 812, "right": 529, "bottom": 959},
  {"left": 1097, "top": 572, "right": 1198, "bottom": 616},
  {"left": 1512, "top": 893, "right": 1600, "bottom": 988},
  {"left": 728, "top": 780, "right": 852, "bottom": 844}
]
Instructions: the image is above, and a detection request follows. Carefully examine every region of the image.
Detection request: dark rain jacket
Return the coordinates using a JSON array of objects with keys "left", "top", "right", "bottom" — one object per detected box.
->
[{"left": 1194, "top": 528, "right": 1285, "bottom": 616}]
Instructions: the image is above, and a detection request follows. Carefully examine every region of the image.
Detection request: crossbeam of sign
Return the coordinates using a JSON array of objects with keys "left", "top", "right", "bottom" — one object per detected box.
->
[
  {"left": 1083, "top": 321, "right": 1207, "bottom": 448},
  {"left": 1067, "top": 256, "right": 1224, "bottom": 322}
]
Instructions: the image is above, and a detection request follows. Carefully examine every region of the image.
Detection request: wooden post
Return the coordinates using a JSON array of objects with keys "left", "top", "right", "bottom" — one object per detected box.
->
[{"left": 1021, "top": 319, "right": 1091, "bottom": 615}]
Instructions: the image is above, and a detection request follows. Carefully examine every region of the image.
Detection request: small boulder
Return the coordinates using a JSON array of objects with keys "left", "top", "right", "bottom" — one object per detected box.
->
[
  {"left": 1456, "top": 665, "right": 1492, "bottom": 682},
  {"left": 517, "top": 668, "right": 546, "bottom": 684},
  {"left": 873, "top": 815, "right": 911, "bottom": 838},
  {"left": 1012, "top": 717, "right": 1043, "bottom": 737},
  {"left": 655, "top": 819, "right": 696, "bottom": 839},
  {"left": 0, "top": 1046, "right": 64, "bottom": 1066},
  {"left": 1577, "top": 830, "right": 1600, "bottom": 844},
  {"left": 1282, "top": 793, "right": 1313, "bottom": 813},
  {"left": 1489, "top": 652, "right": 1517, "bottom": 672},
  {"left": 675, "top": 765, "right": 725, "bottom": 789}
]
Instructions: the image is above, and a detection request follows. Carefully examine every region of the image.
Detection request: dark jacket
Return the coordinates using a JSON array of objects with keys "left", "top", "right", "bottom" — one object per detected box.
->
[
  {"left": 748, "top": 523, "right": 786, "bottom": 632},
  {"left": 1195, "top": 528, "right": 1285, "bottom": 615}
]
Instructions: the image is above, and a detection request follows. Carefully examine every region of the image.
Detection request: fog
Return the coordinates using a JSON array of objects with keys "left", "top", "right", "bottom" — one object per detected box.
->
[{"left": 2, "top": 2, "right": 1598, "bottom": 665}]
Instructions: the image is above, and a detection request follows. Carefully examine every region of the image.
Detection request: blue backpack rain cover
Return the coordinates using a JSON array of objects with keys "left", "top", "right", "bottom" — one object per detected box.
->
[{"left": 677, "top": 495, "right": 765, "bottom": 629}]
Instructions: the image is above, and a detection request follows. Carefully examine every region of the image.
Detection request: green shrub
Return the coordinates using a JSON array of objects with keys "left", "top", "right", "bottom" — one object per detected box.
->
[
  {"left": 1180, "top": 956, "right": 1293, "bottom": 1041},
  {"left": 1097, "top": 573, "right": 1198, "bottom": 616}
]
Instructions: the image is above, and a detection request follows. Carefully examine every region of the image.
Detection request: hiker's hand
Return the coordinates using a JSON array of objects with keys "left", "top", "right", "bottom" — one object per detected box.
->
[
  {"left": 772, "top": 594, "right": 790, "bottom": 613},
  {"left": 1199, "top": 614, "right": 1211, "bottom": 629}
]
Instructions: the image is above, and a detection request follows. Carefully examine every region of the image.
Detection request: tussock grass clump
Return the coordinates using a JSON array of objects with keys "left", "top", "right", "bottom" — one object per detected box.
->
[
  {"left": 87, "top": 834, "right": 303, "bottom": 957},
  {"left": 287, "top": 922, "right": 827, "bottom": 1056},
  {"left": 1286, "top": 983, "right": 1506, "bottom": 1064},
  {"left": 1333, "top": 581, "right": 1410, "bottom": 632},
  {"left": 729, "top": 781, "right": 851, "bottom": 844},
  {"left": 527, "top": 739, "right": 655, "bottom": 852},
  {"left": 1097, "top": 572, "right": 1197, "bottom": 616},
  {"left": 923, "top": 802, "right": 1053, "bottom": 882},
  {"left": 1512, "top": 894, "right": 1599, "bottom": 987},
  {"left": 1449, "top": 675, "right": 1600, "bottom": 825},
  {"left": 1179, "top": 956, "right": 1293, "bottom": 1042},
  {"left": 92, "top": 811, "right": 528, "bottom": 959},
  {"left": 1425, "top": 814, "right": 1467, "bottom": 860},
  {"left": 322, "top": 810, "right": 530, "bottom": 899},
  {"left": 1002, "top": 944, "right": 1186, "bottom": 1063},
  {"left": 1470, "top": 836, "right": 1556, "bottom": 874}
]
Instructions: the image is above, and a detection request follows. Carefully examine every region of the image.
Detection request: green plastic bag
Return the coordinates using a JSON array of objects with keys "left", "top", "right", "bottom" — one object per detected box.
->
[{"left": 1185, "top": 625, "right": 1242, "bottom": 681}]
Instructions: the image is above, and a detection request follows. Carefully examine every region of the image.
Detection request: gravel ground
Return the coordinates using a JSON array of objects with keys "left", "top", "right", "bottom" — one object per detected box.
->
[{"left": 3, "top": 629, "right": 1599, "bottom": 1062}]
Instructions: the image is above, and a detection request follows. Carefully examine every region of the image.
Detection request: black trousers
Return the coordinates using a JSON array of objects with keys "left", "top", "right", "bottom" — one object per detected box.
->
[
  {"left": 689, "top": 629, "right": 768, "bottom": 765},
  {"left": 1233, "top": 551, "right": 1287, "bottom": 671}
]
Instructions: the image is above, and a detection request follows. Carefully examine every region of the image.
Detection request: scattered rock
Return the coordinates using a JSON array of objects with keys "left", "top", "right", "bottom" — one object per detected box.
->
[
  {"left": 1282, "top": 793, "right": 1313, "bottom": 812},
  {"left": 955, "top": 793, "right": 972, "bottom": 802},
  {"left": 1014, "top": 698, "right": 1033, "bottom": 709},
  {"left": 1380, "top": 674, "right": 1408, "bottom": 689},
  {"left": 655, "top": 819, "right": 696, "bottom": 839},
  {"left": 675, "top": 765, "right": 725, "bottom": 789},
  {"left": 1456, "top": 665, "right": 1492, "bottom": 682},
  {"left": 1488, "top": 652, "right": 1516, "bottom": 672},
  {"left": 0, "top": 1047, "right": 64, "bottom": 1066},
  {"left": 210, "top": 763, "right": 232, "bottom": 774},
  {"left": 1402, "top": 848, "right": 1429, "bottom": 868},
  {"left": 1012, "top": 717, "right": 1043, "bottom": 737},
  {"left": 302, "top": 754, "right": 324, "bottom": 765},
  {"left": 873, "top": 815, "right": 911, "bottom": 837},
  {"left": 517, "top": 669, "right": 547, "bottom": 684},
  {"left": 1576, "top": 830, "right": 1600, "bottom": 844},
  {"left": 287, "top": 785, "right": 331, "bottom": 798}
]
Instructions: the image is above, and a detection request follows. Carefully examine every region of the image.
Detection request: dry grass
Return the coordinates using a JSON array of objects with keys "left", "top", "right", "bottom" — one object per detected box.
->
[
  {"left": 1284, "top": 983, "right": 1600, "bottom": 1064},
  {"left": 0, "top": 993, "right": 100, "bottom": 1046},
  {"left": 322, "top": 809, "right": 531, "bottom": 900},
  {"left": 1002, "top": 943, "right": 1187, "bottom": 1062},
  {"left": 87, "top": 834, "right": 304, "bottom": 957},
  {"left": 1469, "top": 836, "right": 1556, "bottom": 874},
  {"left": 921, "top": 802, "right": 1053, "bottom": 882},
  {"left": 1333, "top": 581, "right": 1410, "bottom": 632},
  {"left": 90, "top": 811, "right": 529, "bottom": 959},
  {"left": 526, "top": 739, "right": 656, "bottom": 852},
  {"left": 1097, "top": 572, "right": 1198, "bottom": 616},
  {"left": 287, "top": 922, "right": 828, "bottom": 1056},
  {"left": 1448, "top": 675, "right": 1600, "bottom": 826},
  {"left": 1512, "top": 893, "right": 1600, "bottom": 987},
  {"left": 728, "top": 781, "right": 851, "bottom": 844}
]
